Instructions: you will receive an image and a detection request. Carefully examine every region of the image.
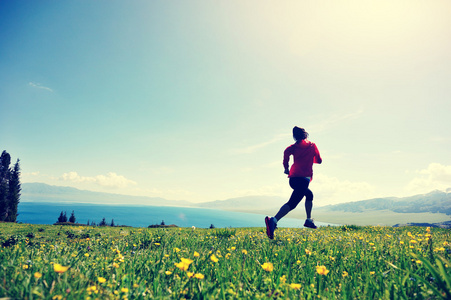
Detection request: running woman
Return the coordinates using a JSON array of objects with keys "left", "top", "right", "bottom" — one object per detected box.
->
[{"left": 265, "top": 126, "right": 322, "bottom": 239}]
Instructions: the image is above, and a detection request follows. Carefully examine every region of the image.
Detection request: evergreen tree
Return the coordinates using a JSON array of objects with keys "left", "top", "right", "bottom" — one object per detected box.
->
[
  {"left": 99, "top": 217, "right": 107, "bottom": 226},
  {"left": 6, "top": 160, "right": 21, "bottom": 222},
  {"left": 0, "top": 151, "right": 21, "bottom": 222},
  {"left": 57, "top": 211, "right": 62, "bottom": 223},
  {"left": 0, "top": 150, "right": 21, "bottom": 222},
  {"left": 57, "top": 211, "right": 68, "bottom": 223},
  {"left": 110, "top": 219, "right": 115, "bottom": 227},
  {"left": 0, "top": 151, "right": 11, "bottom": 221},
  {"left": 69, "top": 210, "right": 76, "bottom": 223}
]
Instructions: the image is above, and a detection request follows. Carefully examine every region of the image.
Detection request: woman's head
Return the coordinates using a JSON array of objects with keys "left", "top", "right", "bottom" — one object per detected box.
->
[{"left": 293, "top": 126, "right": 308, "bottom": 141}]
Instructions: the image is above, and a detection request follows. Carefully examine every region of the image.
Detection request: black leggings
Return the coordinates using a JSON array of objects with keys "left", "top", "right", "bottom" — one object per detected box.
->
[{"left": 286, "top": 177, "right": 313, "bottom": 210}]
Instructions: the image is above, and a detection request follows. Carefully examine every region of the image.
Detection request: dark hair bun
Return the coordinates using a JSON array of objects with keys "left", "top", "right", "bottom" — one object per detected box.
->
[{"left": 293, "top": 126, "right": 308, "bottom": 141}]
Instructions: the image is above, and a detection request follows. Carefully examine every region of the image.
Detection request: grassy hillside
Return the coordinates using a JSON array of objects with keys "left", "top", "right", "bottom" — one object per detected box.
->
[
  {"left": 318, "top": 190, "right": 451, "bottom": 215},
  {"left": 313, "top": 210, "right": 451, "bottom": 227},
  {"left": 1, "top": 223, "right": 450, "bottom": 299}
]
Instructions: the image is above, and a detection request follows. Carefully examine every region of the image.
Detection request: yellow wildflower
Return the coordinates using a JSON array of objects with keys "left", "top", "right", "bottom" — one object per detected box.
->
[
  {"left": 342, "top": 271, "right": 348, "bottom": 277},
  {"left": 175, "top": 262, "right": 189, "bottom": 271},
  {"left": 242, "top": 249, "right": 248, "bottom": 255},
  {"left": 305, "top": 249, "right": 312, "bottom": 255},
  {"left": 86, "top": 286, "right": 97, "bottom": 292},
  {"left": 165, "top": 271, "right": 172, "bottom": 275},
  {"left": 22, "top": 264, "right": 29, "bottom": 270},
  {"left": 316, "top": 265, "right": 329, "bottom": 275},
  {"left": 261, "top": 262, "right": 274, "bottom": 272},
  {"left": 85, "top": 253, "right": 89, "bottom": 257},
  {"left": 210, "top": 254, "right": 219, "bottom": 263},
  {"left": 98, "top": 277, "right": 106, "bottom": 283},
  {"left": 34, "top": 272, "right": 42, "bottom": 279},
  {"left": 194, "top": 273, "right": 205, "bottom": 279},
  {"left": 194, "top": 251, "right": 200, "bottom": 257},
  {"left": 121, "top": 288, "right": 129, "bottom": 293},
  {"left": 290, "top": 283, "right": 301, "bottom": 290},
  {"left": 175, "top": 258, "right": 193, "bottom": 271},
  {"left": 53, "top": 264, "right": 69, "bottom": 273},
  {"left": 181, "top": 258, "right": 193, "bottom": 264}
]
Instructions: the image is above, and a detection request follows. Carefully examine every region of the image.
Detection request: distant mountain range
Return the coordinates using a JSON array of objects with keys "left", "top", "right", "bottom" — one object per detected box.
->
[
  {"left": 21, "top": 183, "right": 451, "bottom": 227},
  {"left": 21, "top": 183, "right": 192, "bottom": 207},
  {"left": 316, "top": 190, "right": 451, "bottom": 215}
]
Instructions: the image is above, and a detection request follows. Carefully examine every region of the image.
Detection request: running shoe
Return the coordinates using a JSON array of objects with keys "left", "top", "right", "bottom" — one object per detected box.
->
[
  {"left": 265, "top": 216, "right": 276, "bottom": 239},
  {"left": 304, "top": 219, "right": 317, "bottom": 229}
]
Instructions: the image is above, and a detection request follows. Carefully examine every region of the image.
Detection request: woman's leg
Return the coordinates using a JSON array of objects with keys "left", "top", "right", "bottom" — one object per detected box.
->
[
  {"left": 274, "top": 177, "right": 309, "bottom": 221},
  {"left": 304, "top": 188, "right": 313, "bottom": 219}
]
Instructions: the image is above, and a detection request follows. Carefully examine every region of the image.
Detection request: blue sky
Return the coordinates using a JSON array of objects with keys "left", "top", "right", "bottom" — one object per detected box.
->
[{"left": 1, "top": 1, "right": 451, "bottom": 205}]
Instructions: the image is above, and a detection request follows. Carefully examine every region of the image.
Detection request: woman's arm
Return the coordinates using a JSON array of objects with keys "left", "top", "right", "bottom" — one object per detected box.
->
[
  {"left": 313, "top": 144, "right": 322, "bottom": 164},
  {"left": 283, "top": 146, "right": 292, "bottom": 174}
]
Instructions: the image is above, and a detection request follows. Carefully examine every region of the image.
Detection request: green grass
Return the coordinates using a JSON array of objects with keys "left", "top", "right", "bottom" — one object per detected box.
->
[{"left": 1, "top": 223, "right": 450, "bottom": 299}]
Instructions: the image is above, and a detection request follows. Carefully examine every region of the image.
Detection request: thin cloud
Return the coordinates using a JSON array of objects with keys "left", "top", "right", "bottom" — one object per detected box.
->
[
  {"left": 232, "top": 133, "right": 290, "bottom": 154},
  {"left": 232, "top": 109, "right": 363, "bottom": 155},
  {"left": 312, "top": 173, "right": 376, "bottom": 206},
  {"left": 405, "top": 163, "right": 451, "bottom": 194},
  {"left": 28, "top": 82, "right": 54, "bottom": 92},
  {"left": 60, "top": 171, "right": 137, "bottom": 189},
  {"left": 309, "top": 108, "right": 364, "bottom": 133}
]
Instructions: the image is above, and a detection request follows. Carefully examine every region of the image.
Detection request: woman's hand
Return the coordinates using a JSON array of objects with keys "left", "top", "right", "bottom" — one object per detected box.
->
[{"left": 284, "top": 168, "right": 289, "bottom": 175}]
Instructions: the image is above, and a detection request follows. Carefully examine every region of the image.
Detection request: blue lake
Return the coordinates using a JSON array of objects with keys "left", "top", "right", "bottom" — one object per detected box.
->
[{"left": 17, "top": 202, "right": 336, "bottom": 228}]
